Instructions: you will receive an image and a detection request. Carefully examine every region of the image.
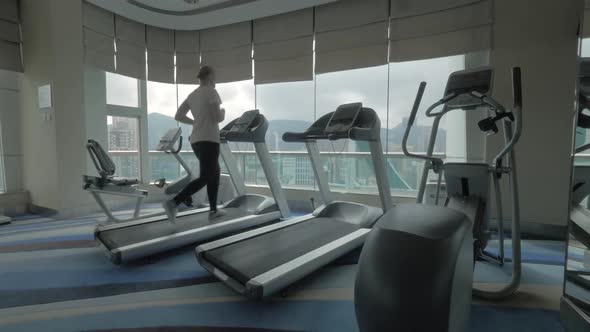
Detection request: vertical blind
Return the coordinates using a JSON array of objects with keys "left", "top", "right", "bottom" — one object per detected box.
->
[
  {"left": 389, "top": 0, "right": 493, "bottom": 62},
  {"left": 83, "top": 2, "right": 114, "bottom": 72},
  {"left": 584, "top": 0, "right": 590, "bottom": 37},
  {"left": 146, "top": 26, "right": 174, "bottom": 83},
  {"left": 175, "top": 30, "right": 200, "bottom": 84},
  {"left": 314, "top": 0, "right": 390, "bottom": 74},
  {"left": 0, "top": 0, "right": 22, "bottom": 72},
  {"left": 253, "top": 8, "right": 313, "bottom": 84},
  {"left": 81, "top": 0, "right": 496, "bottom": 83},
  {"left": 115, "top": 15, "right": 146, "bottom": 79},
  {"left": 200, "top": 21, "right": 252, "bottom": 83}
]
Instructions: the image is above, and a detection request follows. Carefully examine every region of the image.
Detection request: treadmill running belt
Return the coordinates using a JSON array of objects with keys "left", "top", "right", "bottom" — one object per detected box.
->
[
  {"left": 98, "top": 207, "right": 250, "bottom": 249},
  {"left": 203, "top": 217, "right": 361, "bottom": 285}
]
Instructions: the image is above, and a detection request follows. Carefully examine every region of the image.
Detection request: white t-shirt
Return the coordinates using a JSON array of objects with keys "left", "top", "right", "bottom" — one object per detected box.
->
[{"left": 178, "top": 86, "right": 225, "bottom": 144}]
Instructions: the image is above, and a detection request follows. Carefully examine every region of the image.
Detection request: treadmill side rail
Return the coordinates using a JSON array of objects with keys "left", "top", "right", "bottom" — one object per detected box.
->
[
  {"left": 198, "top": 259, "right": 250, "bottom": 295},
  {"left": 198, "top": 228, "right": 370, "bottom": 299},
  {"left": 95, "top": 206, "right": 215, "bottom": 233},
  {"left": 105, "top": 211, "right": 281, "bottom": 264},
  {"left": 250, "top": 228, "right": 370, "bottom": 298}
]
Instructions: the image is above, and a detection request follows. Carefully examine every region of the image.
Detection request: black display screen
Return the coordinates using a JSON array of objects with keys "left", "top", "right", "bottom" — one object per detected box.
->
[{"left": 325, "top": 103, "right": 362, "bottom": 134}]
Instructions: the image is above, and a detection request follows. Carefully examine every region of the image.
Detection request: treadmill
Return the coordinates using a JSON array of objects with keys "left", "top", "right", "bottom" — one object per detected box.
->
[
  {"left": 95, "top": 110, "right": 290, "bottom": 264},
  {"left": 196, "top": 102, "right": 393, "bottom": 299}
]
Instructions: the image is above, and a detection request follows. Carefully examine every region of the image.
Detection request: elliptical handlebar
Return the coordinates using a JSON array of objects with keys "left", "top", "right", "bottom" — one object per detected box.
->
[
  {"left": 402, "top": 82, "right": 444, "bottom": 171},
  {"left": 424, "top": 93, "right": 456, "bottom": 118},
  {"left": 404, "top": 67, "right": 522, "bottom": 172},
  {"left": 492, "top": 67, "right": 523, "bottom": 170},
  {"left": 167, "top": 135, "right": 183, "bottom": 154}
]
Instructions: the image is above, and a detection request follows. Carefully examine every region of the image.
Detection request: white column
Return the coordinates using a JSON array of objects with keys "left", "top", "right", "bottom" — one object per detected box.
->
[
  {"left": 138, "top": 79, "right": 151, "bottom": 183},
  {"left": 0, "top": 69, "right": 23, "bottom": 192},
  {"left": 84, "top": 67, "right": 108, "bottom": 175},
  {"left": 488, "top": 0, "right": 583, "bottom": 226}
]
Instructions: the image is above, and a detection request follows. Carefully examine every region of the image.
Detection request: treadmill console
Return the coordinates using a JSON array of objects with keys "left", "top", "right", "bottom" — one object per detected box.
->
[
  {"left": 325, "top": 103, "right": 362, "bottom": 135},
  {"left": 445, "top": 67, "right": 493, "bottom": 110},
  {"left": 230, "top": 110, "right": 260, "bottom": 133},
  {"left": 155, "top": 127, "right": 182, "bottom": 151}
]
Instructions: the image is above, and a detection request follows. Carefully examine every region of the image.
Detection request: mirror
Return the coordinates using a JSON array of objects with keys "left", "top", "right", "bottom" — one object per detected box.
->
[{"left": 562, "top": 21, "right": 590, "bottom": 328}]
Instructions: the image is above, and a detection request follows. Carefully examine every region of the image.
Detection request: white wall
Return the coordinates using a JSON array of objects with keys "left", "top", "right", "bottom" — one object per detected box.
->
[
  {"left": 20, "top": 0, "right": 60, "bottom": 209},
  {"left": 20, "top": 0, "right": 93, "bottom": 215},
  {"left": 488, "top": 0, "right": 583, "bottom": 226},
  {"left": 50, "top": 0, "right": 90, "bottom": 215},
  {"left": 84, "top": 67, "right": 108, "bottom": 175},
  {"left": 0, "top": 69, "right": 24, "bottom": 192}
]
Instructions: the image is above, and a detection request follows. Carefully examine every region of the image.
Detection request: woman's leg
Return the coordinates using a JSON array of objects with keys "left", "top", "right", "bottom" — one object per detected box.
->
[
  {"left": 205, "top": 143, "right": 221, "bottom": 211},
  {"left": 171, "top": 142, "right": 208, "bottom": 205}
]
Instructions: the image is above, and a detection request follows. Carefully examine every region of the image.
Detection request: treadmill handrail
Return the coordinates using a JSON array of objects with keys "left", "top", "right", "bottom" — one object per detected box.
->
[
  {"left": 283, "top": 132, "right": 324, "bottom": 142},
  {"left": 282, "top": 125, "right": 370, "bottom": 142}
]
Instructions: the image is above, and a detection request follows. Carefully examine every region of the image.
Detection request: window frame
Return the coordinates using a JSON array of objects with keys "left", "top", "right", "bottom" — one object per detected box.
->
[
  {"left": 105, "top": 75, "right": 150, "bottom": 182},
  {"left": 98, "top": 50, "right": 487, "bottom": 195}
]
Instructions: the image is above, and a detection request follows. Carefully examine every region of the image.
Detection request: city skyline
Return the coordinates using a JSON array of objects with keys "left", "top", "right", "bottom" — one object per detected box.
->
[
  {"left": 107, "top": 110, "right": 438, "bottom": 192},
  {"left": 104, "top": 54, "right": 463, "bottom": 192}
]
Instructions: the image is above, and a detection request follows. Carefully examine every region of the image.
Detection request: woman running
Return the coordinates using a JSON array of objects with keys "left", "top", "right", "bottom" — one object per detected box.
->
[{"left": 163, "top": 66, "right": 225, "bottom": 222}]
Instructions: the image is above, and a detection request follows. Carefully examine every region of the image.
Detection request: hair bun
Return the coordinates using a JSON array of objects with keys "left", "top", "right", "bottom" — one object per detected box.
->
[{"left": 197, "top": 66, "right": 212, "bottom": 79}]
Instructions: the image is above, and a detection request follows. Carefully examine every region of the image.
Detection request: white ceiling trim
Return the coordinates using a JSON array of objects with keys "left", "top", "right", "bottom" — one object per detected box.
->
[{"left": 87, "top": 0, "right": 340, "bottom": 31}]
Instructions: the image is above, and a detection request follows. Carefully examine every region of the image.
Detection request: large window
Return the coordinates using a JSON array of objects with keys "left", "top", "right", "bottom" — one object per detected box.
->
[
  {"left": 315, "top": 65, "right": 389, "bottom": 194},
  {"left": 255, "top": 80, "right": 315, "bottom": 188},
  {"left": 176, "top": 84, "right": 199, "bottom": 180},
  {"left": 101, "top": 52, "right": 471, "bottom": 197},
  {"left": 177, "top": 83, "right": 199, "bottom": 152},
  {"left": 105, "top": 73, "right": 142, "bottom": 180},
  {"left": 107, "top": 116, "right": 140, "bottom": 179},
  {"left": 146, "top": 81, "right": 198, "bottom": 182},
  {"left": 215, "top": 79, "right": 257, "bottom": 183},
  {"left": 316, "top": 65, "right": 389, "bottom": 151},
  {"left": 388, "top": 55, "right": 464, "bottom": 153},
  {"left": 387, "top": 55, "right": 465, "bottom": 193},
  {"left": 106, "top": 72, "right": 139, "bottom": 108},
  {"left": 216, "top": 79, "right": 256, "bottom": 128}
]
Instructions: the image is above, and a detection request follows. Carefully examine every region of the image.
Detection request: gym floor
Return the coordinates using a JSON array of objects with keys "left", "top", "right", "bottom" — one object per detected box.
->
[{"left": 0, "top": 205, "right": 567, "bottom": 332}]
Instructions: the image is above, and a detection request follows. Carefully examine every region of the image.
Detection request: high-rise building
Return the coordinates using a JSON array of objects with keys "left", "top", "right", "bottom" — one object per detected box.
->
[{"left": 295, "top": 156, "right": 314, "bottom": 186}]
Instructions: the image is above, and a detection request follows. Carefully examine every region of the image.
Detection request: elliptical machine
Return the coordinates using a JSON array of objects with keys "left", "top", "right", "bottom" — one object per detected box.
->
[
  {"left": 402, "top": 66, "right": 523, "bottom": 299},
  {"left": 402, "top": 67, "right": 522, "bottom": 299},
  {"left": 355, "top": 66, "right": 523, "bottom": 332}
]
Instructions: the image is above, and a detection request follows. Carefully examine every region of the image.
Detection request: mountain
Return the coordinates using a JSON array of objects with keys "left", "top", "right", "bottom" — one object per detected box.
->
[
  {"left": 266, "top": 119, "right": 313, "bottom": 151},
  {"left": 386, "top": 117, "right": 446, "bottom": 153},
  {"left": 147, "top": 112, "right": 445, "bottom": 153}
]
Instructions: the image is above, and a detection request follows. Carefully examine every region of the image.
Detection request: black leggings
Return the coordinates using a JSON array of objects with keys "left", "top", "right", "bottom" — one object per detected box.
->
[{"left": 173, "top": 141, "right": 220, "bottom": 211}]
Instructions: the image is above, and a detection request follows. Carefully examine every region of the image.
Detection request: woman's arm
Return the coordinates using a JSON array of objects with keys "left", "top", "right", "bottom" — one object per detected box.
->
[
  {"left": 212, "top": 103, "right": 225, "bottom": 123},
  {"left": 209, "top": 89, "right": 225, "bottom": 123},
  {"left": 175, "top": 101, "right": 194, "bottom": 125}
]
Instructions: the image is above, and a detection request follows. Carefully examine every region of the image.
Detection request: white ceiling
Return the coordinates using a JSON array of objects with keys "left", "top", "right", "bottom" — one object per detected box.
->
[
  {"left": 134, "top": 0, "right": 228, "bottom": 13},
  {"left": 88, "top": 0, "right": 339, "bottom": 30}
]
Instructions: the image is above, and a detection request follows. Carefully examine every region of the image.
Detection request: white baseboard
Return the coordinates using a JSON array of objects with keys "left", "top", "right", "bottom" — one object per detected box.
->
[{"left": 0, "top": 191, "right": 29, "bottom": 215}]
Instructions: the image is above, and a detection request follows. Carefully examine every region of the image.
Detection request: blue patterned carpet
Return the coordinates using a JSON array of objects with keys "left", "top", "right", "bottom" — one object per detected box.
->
[{"left": 0, "top": 208, "right": 567, "bottom": 332}]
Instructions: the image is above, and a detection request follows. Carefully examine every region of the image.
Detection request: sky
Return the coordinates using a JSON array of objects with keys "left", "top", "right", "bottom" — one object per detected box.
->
[{"left": 105, "top": 54, "right": 464, "bottom": 145}]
